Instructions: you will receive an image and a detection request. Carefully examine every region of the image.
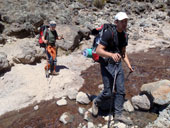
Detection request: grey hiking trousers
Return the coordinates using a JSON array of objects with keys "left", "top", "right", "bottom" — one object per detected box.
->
[{"left": 95, "top": 61, "right": 125, "bottom": 115}]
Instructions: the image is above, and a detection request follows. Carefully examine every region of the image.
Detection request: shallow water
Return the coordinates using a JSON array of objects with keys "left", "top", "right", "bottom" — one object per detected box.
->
[{"left": 0, "top": 47, "right": 169, "bottom": 128}]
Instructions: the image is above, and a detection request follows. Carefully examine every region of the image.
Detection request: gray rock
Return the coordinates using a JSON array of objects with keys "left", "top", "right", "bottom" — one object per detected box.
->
[
  {"left": 67, "top": 88, "right": 78, "bottom": 100},
  {"left": 141, "top": 80, "right": 170, "bottom": 105},
  {"left": 5, "top": 22, "right": 34, "bottom": 38},
  {"left": 34, "top": 105, "right": 39, "bottom": 111},
  {"left": 78, "top": 107, "right": 86, "bottom": 115},
  {"left": 76, "top": 91, "right": 90, "bottom": 104},
  {"left": 56, "top": 25, "right": 90, "bottom": 52},
  {"left": 84, "top": 111, "right": 92, "bottom": 122},
  {"left": 131, "top": 94, "right": 151, "bottom": 110},
  {"left": 56, "top": 98, "right": 67, "bottom": 106},
  {"left": 123, "top": 100, "right": 134, "bottom": 112},
  {"left": 0, "top": 22, "right": 5, "bottom": 33},
  {"left": 0, "top": 35, "right": 6, "bottom": 45},
  {"left": 12, "top": 41, "right": 44, "bottom": 64},
  {"left": 13, "top": 43, "right": 36, "bottom": 64},
  {"left": 145, "top": 104, "right": 170, "bottom": 128},
  {"left": 59, "top": 112, "right": 74, "bottom": 124},
  {"left": 87, "top": 122, "right": 95, "bottom": 128},
  {"left": 0, "top": 52, "right": 10, "bottom": 72}
]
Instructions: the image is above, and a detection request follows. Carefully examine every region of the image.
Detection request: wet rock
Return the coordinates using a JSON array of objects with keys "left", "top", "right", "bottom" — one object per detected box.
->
[
  {"left": 123, "top": 100, "right": 134, "bottom": 112},
  {"left": 59, "top": 112, "right": 74, "bottom": 125},
  {"left": 76, "top": 91, "right": 90, "bottom": 104},
  {"left": 131, "top": 94, "right": 151, "bottom": 110},
  {"left": 56, "top": 98, "right": 67, "bottom": 106},
  {"left": 0, "top": 52, "right": 10, "bottom": 72},
  {"left": 141, "top": 80, "right": 170, "bottom": 105}
]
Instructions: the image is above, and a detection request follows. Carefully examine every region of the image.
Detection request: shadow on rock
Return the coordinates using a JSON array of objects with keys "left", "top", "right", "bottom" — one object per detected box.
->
[{"left": 55, "top": 65, "right": 69, "bottom": 72}]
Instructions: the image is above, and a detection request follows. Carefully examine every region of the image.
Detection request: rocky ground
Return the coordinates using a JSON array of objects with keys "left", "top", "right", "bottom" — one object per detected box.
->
[{"left": 0, "top": 0, "right": 170, "bottom": 128}]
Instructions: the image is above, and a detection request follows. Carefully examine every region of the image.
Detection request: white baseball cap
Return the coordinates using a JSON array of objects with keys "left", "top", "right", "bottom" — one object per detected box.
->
[
  {"left": 49, "top": 20, "right": 56, "bottom": 25},
  {"left": 114, "top": 12, "right": 128, "bottom": 21}
]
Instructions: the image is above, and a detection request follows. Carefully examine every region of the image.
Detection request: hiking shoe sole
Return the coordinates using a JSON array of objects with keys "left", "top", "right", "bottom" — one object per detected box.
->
[{"left": 92, "top": 99, "right": 98, "bottom": 117}]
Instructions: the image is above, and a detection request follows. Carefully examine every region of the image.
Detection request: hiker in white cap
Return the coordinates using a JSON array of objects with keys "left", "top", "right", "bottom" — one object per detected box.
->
[
  {"left": 42, "top": 20, "right": 64, "bottom": 76},
  {"left": 92, "top": 12, "right": 134, "bottom": 125}
]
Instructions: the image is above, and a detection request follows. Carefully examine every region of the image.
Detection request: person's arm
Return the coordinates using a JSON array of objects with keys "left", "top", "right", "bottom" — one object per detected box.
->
[
  {"left": 96, "top": 44, "right": 121, "bottom": 62},
  {"left": 56, "top": 31, "right": 64, "bottom": 40},
  {"left": 122, "top": 47, "right": 134, "bottom": 72},
  {"left": 96, "top": 28, "right": 121, "bottom": 62},
  {"left": 42, "top": 35, "right": 48, "bottom": 44},
  {"left": 56, "top": 35, "right": 64, "bottom": 40}
]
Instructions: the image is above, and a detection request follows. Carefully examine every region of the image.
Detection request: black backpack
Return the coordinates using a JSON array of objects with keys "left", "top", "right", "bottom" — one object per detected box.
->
[{"left": 91, "top": 24, "right": 119, "bottom": 62}]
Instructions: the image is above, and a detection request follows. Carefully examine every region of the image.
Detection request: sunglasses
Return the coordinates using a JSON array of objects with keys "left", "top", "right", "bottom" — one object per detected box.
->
[{"left": 50, "top": 24, "right": 56, "bottom": 27}]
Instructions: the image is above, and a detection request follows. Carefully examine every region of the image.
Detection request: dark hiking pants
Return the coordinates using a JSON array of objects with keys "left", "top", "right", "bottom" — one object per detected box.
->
[{"left": 95, "top": 62, "right": 125, "bottom": 115}]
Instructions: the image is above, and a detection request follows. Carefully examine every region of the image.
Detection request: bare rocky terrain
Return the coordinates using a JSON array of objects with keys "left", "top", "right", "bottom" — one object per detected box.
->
[{"left": 0, "top": 0, "right": 170, "bottom": 128}]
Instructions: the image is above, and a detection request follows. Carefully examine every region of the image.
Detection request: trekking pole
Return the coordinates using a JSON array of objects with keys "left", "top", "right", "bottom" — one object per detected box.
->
[
  {"left": 107, "top": 63, "right": 119, "bottom": 128},
  {"left": 45, "top": 44, "right": 49, "bottom": 80},
  {"left": 125, "top": 66, "right": 134, "bottom": 81}
]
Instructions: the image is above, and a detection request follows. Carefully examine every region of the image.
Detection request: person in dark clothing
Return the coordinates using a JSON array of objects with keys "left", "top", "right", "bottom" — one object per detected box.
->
[
  {"left": 92, "top": 12, "right": 134, "bottom": 125},
  {"left": 42, "top": 21, "right": 63, "bottom": 76}
]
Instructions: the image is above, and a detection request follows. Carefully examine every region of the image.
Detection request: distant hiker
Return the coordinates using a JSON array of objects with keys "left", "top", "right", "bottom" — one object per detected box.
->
[
  {"left": 42, "top": 20, "right": 63, "bottom": 76},
  {"left": 92, "top": 12, "right": 134, "bottom": 125}
]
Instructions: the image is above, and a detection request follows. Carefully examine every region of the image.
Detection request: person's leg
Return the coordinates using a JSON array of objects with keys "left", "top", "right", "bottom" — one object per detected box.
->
[
  {"left": 44, "top": 47, "right": 51, "bottom": 77},
  {"left": 92, "top": 64, "right": 114, "bottom": 116},
  {"left": 50, "top": 46, "right": 58, "bottom": 75},
  {"left": 114, "top": 63, "right": 133, "bottom": 125},
  {"left": 114, "top": 63, "right": 125, "bottom": 115},
  {"left": 95, "top": 65, "right": 114, "bottom": 105}
]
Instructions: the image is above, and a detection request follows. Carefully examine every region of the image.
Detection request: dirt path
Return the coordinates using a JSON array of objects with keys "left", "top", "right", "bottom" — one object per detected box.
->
[
  {"left": 0, "top": 48, "right": 169, "bottom": 128},
  {"left": 0, "top": 50, "right": 94, "bottom": 116}
]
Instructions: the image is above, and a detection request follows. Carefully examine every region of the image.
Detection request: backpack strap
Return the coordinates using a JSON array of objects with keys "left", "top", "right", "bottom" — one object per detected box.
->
[
  {"left": 111, "top": 25, "right": 119, "bottom": 53},
  {"left": 43, "top": 28, "right": 49, "bottom": 41}
]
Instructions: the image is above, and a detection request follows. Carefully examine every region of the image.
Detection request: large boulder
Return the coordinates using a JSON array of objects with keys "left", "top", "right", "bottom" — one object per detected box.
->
[
  {"left": 131, "top": 94, "right": 151, "bottom": 110},
  {"left": 5, "top": 22, "right": 34, "bottom": 38},
  {"left": 146, "top": 104, "right": 170, "bottom": 128},
  {"left": 141, "top": 80, "right": 170, "bottom": 105},
  {"left": 56, "top": 25, "right": 90, "bottom": 52},
  {"left": 12, "top": 41, "right": 44, "bottom": 64}
]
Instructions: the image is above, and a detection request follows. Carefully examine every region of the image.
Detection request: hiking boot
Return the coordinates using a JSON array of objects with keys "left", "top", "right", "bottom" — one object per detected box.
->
[
  {"left": 92, "top": 99, "right": 98, "bottom": 117},
  {"left": 45, "top": 69, "right": 49, "bottom": 78},
  {"left": 114, "top": 114, "right": 133, "bottom": 125},
  {"left": 51, "top": 71, "right": 59, "bottom": 75}
]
